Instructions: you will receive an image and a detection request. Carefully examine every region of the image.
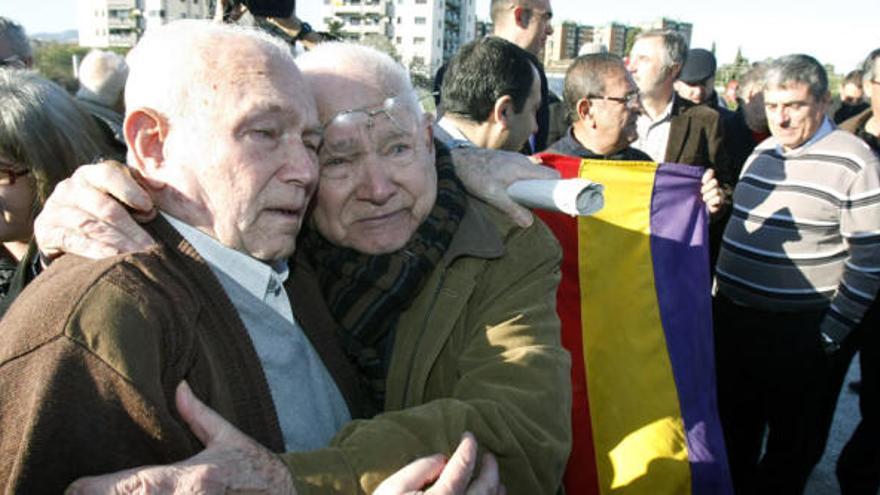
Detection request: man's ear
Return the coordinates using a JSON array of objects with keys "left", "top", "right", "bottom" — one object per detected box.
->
[
  {"left": 493, "top": 95, "right": 514, "bottom": 128},
  {"left": 666, "top": 63, "right": 682, "bottom": 84},
  {"left": 576, "top": 97, "right": 592, "bottom": 123},
  {"left": 124, "top": 108, "right": 169, "bottom": 177},
  {"left": 513, "top": 6, "right": 529, "bottom": 28},
  {"left": 422, "top": 114, "right": 435, "bottom": 151}
]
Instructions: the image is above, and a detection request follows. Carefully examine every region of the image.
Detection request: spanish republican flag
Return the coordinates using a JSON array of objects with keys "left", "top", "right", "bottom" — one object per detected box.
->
[{"left": 535, "top": 153, "right": 732, "bottom": 495}]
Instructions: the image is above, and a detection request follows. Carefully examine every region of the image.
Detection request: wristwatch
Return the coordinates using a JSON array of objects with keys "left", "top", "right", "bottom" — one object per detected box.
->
[{"left": 295, "top": 22, "right": 313, "bottom": 41}]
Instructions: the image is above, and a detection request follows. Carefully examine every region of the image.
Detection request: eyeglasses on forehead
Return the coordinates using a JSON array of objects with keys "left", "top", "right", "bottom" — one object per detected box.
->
[{"left": 322, "top": 92, "right": 425, "bottom": 135}]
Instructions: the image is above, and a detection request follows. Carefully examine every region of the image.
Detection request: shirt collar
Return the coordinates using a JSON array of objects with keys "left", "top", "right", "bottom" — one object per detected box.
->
[
  {"left": 161, "top": 213, "right": 289, "bottom": 302},
  {"left": 640, "top": 95, "right": 675, "bottom": 124},
  {"left": 775, "top": 116, "right": 834, "bottom": 155},
  {"left": 436, "top": 117, "right": 475, "bottom": 148}
]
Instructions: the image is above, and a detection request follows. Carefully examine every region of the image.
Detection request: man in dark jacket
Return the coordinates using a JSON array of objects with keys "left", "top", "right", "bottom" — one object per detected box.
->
[
  {"left": 836, "top": 47, "right": 880, "bottom": 495},
  {"left": 434, "top": 0, "right": 555, "bottom": 153},
  {"left": 627, "top": 30, "right": 733, "bottom": 188}
]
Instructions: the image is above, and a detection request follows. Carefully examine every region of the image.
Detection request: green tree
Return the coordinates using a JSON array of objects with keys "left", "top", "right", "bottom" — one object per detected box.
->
[
  {"left": 326, "top": 19, "right": 345, "bottom": 39},
  {"left": 624, "top": 27, "right": 641, "bottom": 57},
  {"left": 33, "top": 43, "right": 92, "bottom": 93}
]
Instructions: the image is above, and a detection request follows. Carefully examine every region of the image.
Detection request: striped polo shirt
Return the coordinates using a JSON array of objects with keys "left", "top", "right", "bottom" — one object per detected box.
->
[{"left": 716, "top": 127, "right": 880, "bottom": 340}]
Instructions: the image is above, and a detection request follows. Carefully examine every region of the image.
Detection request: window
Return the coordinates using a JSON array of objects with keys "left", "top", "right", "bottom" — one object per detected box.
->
[
  {"left": 414, "top": 37, "right": 425, "bottom": 44},
  {"left": 396, "top": 37, "right": 402, "bottom": 44},
  {"left": 416, "top": 0, "right": 427, "bottom": 3},
  {"left": 415, "top": 16, "right": 426, "bottom": 25}
]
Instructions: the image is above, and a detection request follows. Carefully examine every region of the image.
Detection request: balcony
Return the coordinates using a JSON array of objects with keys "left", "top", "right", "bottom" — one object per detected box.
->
[
  {"left": 106, "top": 0, "right": 137, "bottom": 8},
  {"left": 331, "top": 0, "right": 387, "bottom": 16},
  {"left": 107, "top": 17, "right": 137, "bottom": 29},
  {"left": 107, "top": 31, "right": 138, "bottom": 47}
]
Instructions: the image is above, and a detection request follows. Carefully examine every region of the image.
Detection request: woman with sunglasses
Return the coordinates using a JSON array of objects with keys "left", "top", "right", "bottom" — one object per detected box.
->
[{"left": 0, "top": 69, "right": 118, "bottom": 314}]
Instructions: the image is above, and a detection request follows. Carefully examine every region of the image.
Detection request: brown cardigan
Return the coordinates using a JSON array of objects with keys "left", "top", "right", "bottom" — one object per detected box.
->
[
  {"left": 666, "top": 97, "right": 734, "bottom": 187},
  {"left": 0, "top": 216, "right": 364, "bottom": 493}
]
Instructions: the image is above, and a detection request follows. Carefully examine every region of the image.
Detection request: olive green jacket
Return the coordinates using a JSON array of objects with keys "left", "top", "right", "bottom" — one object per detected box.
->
[{"left": 284, "top": 199, "right": 572, "bottom": 494}]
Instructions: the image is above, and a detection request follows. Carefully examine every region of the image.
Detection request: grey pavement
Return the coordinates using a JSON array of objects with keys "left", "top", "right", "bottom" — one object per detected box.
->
[{"left": 805, "top": 354, "right": 878, "bottom": 495}]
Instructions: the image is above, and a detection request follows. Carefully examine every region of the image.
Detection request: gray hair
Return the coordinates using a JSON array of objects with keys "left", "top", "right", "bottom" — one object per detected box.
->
[
  {"left": 0, "top": 17, "right": 31, "bottom": 61},
  {"left": 564, "top": 53, "right": 627, "bottom": 121},
  {"left": 0, "top": 69, "right": 116, "bottom": 211},
  {"left": 737, "top": 62, "right": 767, "bottom": 97},
  {"left": 295, "top": 42, "right": 421, "bottom": 121},
  {"left": 765, "top": 54, "right": 828, "bottom": 101},
  {"left": 636, "top": 29, "right": 688, "bottom": 78},
  {"left": 125, "top": 20, "right": 293, "bottom": 124},
  {"left": 76, "top": 50, "right": 129, "bottom": 107},
  {"left": 862, "top": 48, "right": 880, "bottom": 85}
]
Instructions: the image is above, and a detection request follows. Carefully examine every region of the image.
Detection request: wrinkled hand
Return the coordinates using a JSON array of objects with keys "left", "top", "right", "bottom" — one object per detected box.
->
[
  {"left": 374, "top": 432, "right": 505, "bottom": 495},
  {"left": 34, "top": 160, "right": 157, "bottom": 261},
  {"left": 700, "top": 168, "right": 725, "bottom": 217},
  {"left": 450, "top": 148, "right": 560, "bottom": 228},
  {"left": 66, "top": 382, "right": 296, "bottom": 495}
]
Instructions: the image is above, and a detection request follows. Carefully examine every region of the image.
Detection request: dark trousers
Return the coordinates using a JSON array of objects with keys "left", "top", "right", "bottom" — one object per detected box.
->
[
  {"left": 713, "top": 295, "right": 856, "bottom": 495},
  {"left": 837, "top": 299, "right": 880, "bottom": 495}
]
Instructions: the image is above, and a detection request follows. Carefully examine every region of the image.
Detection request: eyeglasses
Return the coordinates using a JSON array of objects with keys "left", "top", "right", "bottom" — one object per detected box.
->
[
  {"left": 0, "top": 55, "right": 26, "bottom": 69},
  {"left": 0, "top": 168, "right": 30, "bottom": 186},
  {"left": 587, "top": 92, "right": 641, "bottom": 107},
  {"left": 321, "top": 93, "right": 420, "bottom": 136},
  {"left": 319, "top": 93, "right": 426, "bottom": 180}
]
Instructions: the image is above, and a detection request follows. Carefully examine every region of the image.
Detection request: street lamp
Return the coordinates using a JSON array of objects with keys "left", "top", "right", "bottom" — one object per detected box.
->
[{"left": 129, "top": 8, "right": 144, "bottom": 42}]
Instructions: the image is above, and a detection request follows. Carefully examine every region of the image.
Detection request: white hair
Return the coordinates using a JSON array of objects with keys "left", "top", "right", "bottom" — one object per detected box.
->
[
  {"left": 295, "top": 42, "right": 420, "bottom": 116},
  {"left": 124, "top": 19, "right": 293, "bottom": 123},
  {"left": 76, "top": 49, "right": 129, "bottom": 107}
]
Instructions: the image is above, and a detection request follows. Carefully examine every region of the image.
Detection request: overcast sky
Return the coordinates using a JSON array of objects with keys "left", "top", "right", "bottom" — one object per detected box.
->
[{"left": 5, "top": 0, "right": 878, "bottom": 72}]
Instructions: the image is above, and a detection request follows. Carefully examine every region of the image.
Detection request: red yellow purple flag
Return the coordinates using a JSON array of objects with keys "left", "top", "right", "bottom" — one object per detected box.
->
[{"left": 535, "top": 153, "right": 732, "bottom": 495}]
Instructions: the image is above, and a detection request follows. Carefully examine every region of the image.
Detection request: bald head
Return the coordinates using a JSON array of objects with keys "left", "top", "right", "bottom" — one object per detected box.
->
[
  {"left": 77, "top": 49, "right": 128, "bottom": 109},
  {"left": 125, "top": 20, "right": 294, "bottom": 125},
  {"left": 295, "top": 41, "right": 420, "bottom": 124},
  {"left": 123, "top": 20, "right": 321, "bottom": 261},
  {"left": 489, "top": 0, "right": 553, "bottom": 56},
  {"left": 295, "top": 42, "right": 437, "bottom": 255}
]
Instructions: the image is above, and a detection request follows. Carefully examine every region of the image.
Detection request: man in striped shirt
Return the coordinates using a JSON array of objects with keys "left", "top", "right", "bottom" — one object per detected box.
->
[{"left": 713, "top": 54, "right": 880, "bottom": 494}]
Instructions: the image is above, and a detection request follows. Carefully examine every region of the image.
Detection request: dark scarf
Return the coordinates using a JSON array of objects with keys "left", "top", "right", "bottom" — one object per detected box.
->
[{"left": 300, "top": 149, "right": 467, "bottom": 409}]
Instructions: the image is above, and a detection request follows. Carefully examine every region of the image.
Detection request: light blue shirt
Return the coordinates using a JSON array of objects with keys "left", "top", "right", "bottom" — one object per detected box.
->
[
  {"left": 435, "top": 117, "right": 475, "bottom": 149},
  {"left": 162, "top": 213, "right": 351, "bottom": 451},
  {"left": 163, "top": 214, "right": 293, "bottom": 322},
  {"left": 775, "top": 117, "right": 834, "bottom": 155}
]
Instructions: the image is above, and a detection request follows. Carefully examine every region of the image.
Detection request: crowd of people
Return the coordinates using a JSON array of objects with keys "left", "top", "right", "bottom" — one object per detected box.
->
[{"left": 0, "top": 0, "right": 877, "bottom": 493}]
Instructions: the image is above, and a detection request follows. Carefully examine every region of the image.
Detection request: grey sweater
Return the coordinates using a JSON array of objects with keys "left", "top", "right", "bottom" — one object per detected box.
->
[{"left": 716, "top": 129, "right": 880, "bottom": 341}]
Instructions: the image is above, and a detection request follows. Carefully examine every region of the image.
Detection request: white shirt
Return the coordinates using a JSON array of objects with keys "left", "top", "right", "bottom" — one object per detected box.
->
[{"left": 634, "top": 96, "right": 675, "bottom": 162}]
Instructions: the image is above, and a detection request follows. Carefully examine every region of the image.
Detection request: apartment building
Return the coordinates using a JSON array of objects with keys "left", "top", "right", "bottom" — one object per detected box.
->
[
  {"left": 325, "top": 0, "right": 393, "bottom": 40},
  {"left": 78, "top": 0, "right": 213, "bottom": 48},
  {"left": 323, "top": 0, "right": 476, "bottom": 77},
  {"left": 594, "top": 22, "right": 628, "bottom": 57},
  {"left": 640, "top": 17, "right": 693, "bottom": 46},
  {"left": 544, "top": 21, "right": 593, "bottom": 65}
]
